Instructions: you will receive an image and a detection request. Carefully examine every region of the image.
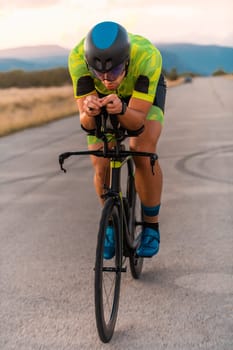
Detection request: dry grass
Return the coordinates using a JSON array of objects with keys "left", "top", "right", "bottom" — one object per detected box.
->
[
  {"left": 225, "top": 74, "right": 233, "bottom": 79},
  {"left": 0, "top": 85, "right": 77, "bottom": 136},
  {"left": 0, "top": 79, "right": 182, "bottom": 137},
  {"left": 167, "top": 77, "right": 185, "bottom": 87}
]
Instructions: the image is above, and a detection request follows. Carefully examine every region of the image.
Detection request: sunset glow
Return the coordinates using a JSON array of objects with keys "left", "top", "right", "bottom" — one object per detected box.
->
[{"left": 0, "top": 0, "right": 232, "bottom": 49}]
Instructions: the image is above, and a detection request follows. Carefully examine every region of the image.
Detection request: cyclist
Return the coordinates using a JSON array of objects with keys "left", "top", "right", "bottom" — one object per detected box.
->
[{"left": 68, "top": 21, "right": 166, "bottom": 259}]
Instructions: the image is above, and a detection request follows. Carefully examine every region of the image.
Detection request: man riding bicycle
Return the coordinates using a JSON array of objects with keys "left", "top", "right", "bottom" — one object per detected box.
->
[{"left": 68, "top": 21, "right": 166, "bottom": 259}]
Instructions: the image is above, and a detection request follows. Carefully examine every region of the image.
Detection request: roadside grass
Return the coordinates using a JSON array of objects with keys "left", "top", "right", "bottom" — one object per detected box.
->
[
  {"left": 0, "top": 79, "right": 183, "bottom": 137},
  {"left": 0, "top": 85, "right": 77, "bottom": 136}
]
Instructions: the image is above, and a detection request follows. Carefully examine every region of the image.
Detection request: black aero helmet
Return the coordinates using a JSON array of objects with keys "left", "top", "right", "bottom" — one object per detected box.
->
[{"left": 84, "top": 21, "right": 130, "bottom": 72}]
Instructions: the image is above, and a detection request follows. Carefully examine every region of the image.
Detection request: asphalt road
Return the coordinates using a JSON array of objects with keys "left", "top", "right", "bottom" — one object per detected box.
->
[{"left": 0, "top": 77, "right": 233, "bottom": 350}]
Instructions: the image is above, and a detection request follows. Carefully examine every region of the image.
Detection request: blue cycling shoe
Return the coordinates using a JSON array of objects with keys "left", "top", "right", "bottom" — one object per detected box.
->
[
  {"left": 104, "top": 226, "right": 115, "bottom": 260},
  {"left": 136, "top": 227, "right": 160, "bottom": 257}
]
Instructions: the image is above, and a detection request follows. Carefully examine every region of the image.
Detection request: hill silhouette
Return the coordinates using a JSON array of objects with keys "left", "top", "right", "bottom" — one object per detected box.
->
[
  {"left": 157, "top": 43, "right": 233, "bottom": 75},
  {"left": 0, "top": 44, "right": 232, "bottom": 75}
]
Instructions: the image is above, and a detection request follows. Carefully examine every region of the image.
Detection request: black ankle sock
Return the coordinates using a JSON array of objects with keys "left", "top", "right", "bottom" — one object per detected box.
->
[{"left": 143, "top": 222, "right": 159, "bottom": 231}]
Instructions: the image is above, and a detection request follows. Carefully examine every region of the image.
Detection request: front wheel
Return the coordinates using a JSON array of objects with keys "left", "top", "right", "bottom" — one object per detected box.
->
[{"left": 94, "top": 197, "right": 122, "bottom": 343}]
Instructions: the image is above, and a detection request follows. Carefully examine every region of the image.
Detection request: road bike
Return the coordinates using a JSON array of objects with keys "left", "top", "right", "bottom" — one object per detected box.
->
[{"left": 58, "top": 110, "right": 158, "bottom": 342}]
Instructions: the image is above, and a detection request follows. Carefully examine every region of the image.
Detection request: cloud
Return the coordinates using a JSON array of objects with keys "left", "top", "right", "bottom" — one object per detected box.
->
[
  {"left": 0, "top": 0, "right": 60, "bottom": 9},
  {"left": 0, "top": 0, "right": 232, "bottom": 50}
]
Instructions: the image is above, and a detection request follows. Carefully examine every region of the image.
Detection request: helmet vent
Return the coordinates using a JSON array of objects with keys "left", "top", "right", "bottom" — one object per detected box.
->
[
  {"left": 105, "top": 60, "right": 112, "bottom": 71},
  {"left": 94, "top": 58, "right": 103, "bottom": 71}
]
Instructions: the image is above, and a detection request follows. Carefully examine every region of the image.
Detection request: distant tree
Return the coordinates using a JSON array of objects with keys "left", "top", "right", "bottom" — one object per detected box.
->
[
  {"left": 212, "top": 69, "right": 227, "bottom": 76},
  {"left": 167, "top": 67, "right": 178, "bottom": 81},
  {"left": 181, "top": 72, "right": 198, "bottom": 78},
  {"left": 0, "top": 68, "right": 71, "bottom": 88}
]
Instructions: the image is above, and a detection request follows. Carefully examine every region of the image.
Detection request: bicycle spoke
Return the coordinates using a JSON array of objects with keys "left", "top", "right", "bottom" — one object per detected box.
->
[{"left": 102, "top": 271, "right": 116, "bottom": 318}]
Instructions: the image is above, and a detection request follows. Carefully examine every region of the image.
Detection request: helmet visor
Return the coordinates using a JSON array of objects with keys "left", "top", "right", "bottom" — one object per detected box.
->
[{"left": 89, "top": 62, "right": 125, "bottom": 81}]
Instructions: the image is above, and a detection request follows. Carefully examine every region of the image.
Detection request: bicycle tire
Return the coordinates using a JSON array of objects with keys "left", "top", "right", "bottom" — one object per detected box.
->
[
  {"left": 95, "top": 197, "right": 122, "bottom": 343},
  {"left": 126, "top": 158, "right": 144, "bottom": 279}
]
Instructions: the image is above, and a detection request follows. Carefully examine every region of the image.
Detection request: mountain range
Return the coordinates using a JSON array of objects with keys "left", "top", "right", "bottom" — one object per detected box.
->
[
  {"left": 0, "top": 45, "right": 69, "bottom": 72},
  {"left": 157, "top": 43, "right": 233, "bottom": 75},
  {"left": 0, "top": 43, "right": 232, "bottom": 76}
]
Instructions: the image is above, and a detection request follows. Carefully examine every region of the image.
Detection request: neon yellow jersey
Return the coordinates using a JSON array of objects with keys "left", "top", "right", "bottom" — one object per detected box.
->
[{"left": 68, "top": 33, "right": 162, "bottom": 103}]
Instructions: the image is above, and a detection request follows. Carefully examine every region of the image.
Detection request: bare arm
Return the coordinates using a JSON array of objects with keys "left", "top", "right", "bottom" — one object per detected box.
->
[
  {"left": 100, "top": 94, "right": 151, "bottom": 131},
  {"left": 76, "top": 92, "right": 151, "bottom": 132},
  {"left": 76, "top": 93, "right": 102, "bottom": 130}
]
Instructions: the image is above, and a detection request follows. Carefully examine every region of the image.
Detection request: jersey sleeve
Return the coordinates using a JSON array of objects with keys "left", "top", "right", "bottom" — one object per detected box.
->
[
  {"left": 130, "top": 36, "right": 162, "bottom": 103},
  {"left": 68, "top": 40, "right": 96, "bottom": 98}
]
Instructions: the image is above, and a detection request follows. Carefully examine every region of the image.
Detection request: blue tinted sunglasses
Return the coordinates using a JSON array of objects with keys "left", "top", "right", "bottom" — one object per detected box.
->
[{"left": 90, "top": 62, "right": 125, "bottom": 81}]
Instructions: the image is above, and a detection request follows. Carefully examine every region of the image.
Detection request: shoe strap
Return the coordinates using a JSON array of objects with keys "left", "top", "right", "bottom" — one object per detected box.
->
[{"left": 143, "top": 229, "right": 160, "bottom": 243}]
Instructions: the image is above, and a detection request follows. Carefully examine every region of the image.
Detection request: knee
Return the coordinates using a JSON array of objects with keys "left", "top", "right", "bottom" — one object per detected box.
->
[
  {"left": 95, "top": 166, "right": 105, "bottom": 179},
  {"left": 133, "top": 154, "right": 148, "bottom": 169},
  {"left": 130, "top": 140, "right": 157, "bottom": 156},
  {"left": 94, "top": 163, "right": 109, "bottom": 182}
]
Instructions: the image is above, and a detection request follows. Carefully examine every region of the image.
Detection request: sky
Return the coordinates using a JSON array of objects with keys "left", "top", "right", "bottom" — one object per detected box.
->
[{"left": 0, "top": 0, "right": 232, "bottom": 50}]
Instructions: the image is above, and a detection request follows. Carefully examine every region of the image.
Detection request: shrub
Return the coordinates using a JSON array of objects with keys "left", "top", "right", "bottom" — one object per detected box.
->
[
  {"left": 0, "top": 68, "right": 71, "bottom": 88},
  {"left": 166, "top": 68, "right": 178, "bottom": 81},
  {"left": 212, "top": 69, "right": 227, "bottom": 76}
]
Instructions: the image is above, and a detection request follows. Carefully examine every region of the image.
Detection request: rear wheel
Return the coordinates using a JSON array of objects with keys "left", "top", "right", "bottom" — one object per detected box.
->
[
  {"left": 95, "top": 198, "right": 122, "bottom": 343},
  {"left": 126, "top": 158, "right": 144, "bottom": 279}
]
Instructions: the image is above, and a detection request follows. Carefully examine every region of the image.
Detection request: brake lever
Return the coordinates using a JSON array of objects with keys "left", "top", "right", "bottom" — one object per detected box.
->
[
  {"left": 150, "top": 154, "right": 157, "bottom": 175},
  {"left": 59, "top": 153, "right": 70, "bottom": 173},
  {"left": 59, "top": 158, "right": 66, "bottom": 173}
]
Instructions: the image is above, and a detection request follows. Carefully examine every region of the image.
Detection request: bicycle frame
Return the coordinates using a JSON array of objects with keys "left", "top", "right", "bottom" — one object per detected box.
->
[
  {"left": 58, "top": 111, "right": 159, "bottom": 342},
  {"left": 107, "top": 155, "right": 134, "bottom": 256},
  {"left": 59, "top": 112, "right": 158, "bottom": 245}
]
